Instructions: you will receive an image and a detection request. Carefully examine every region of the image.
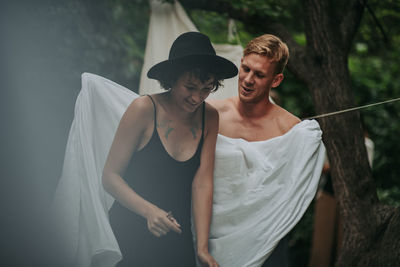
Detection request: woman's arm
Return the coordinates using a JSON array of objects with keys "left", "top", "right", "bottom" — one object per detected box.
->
[
  {"left": 102, "top": 96, "right": 181, "bottom": 237},
  {"left": 192, "top": 104, "right": 219, "bottom": 267}
]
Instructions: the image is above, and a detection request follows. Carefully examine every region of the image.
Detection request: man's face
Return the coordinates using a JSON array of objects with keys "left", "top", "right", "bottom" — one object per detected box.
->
[{"left": 238, "top": 53, "right": 283, "bottom": 104}]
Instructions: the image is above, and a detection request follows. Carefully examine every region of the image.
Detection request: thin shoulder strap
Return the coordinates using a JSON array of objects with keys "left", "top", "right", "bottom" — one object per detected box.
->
[
  {"left": 201, "top": 102, "right": 205, "bottom": 139},
  {"left": 146, "top": 95, "right": 157, "bottom": 128}
]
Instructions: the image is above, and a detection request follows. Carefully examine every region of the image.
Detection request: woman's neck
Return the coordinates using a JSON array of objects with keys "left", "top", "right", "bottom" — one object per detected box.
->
[{"left": 162, "top": 92, "right": 199, "bottom": 122}]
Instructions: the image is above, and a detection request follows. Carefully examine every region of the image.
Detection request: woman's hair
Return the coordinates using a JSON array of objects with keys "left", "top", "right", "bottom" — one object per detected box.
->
[
  {"left": 157, "top": 65, "right": 224, "bottom": 92},
  {"left": 243, "top": 34, "right": 289, "bottom": 75}
]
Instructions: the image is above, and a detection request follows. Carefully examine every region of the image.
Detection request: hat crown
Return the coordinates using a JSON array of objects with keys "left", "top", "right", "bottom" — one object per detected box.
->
[
  {"left": 147, "top": 32, "right": 238, "bottom": 80},
  {"left": 169, "top": 32, "right": 216, "bottom": 59}
]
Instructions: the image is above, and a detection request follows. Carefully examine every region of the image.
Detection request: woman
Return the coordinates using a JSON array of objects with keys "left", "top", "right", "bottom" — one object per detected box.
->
[{"left": 102, "top": 32, "right": 237, "bottom": 266}]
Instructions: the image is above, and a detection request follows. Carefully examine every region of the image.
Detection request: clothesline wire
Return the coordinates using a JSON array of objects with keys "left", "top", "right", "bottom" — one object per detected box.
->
[{"left": 303, "top": 97, "right": 400, "bottom": 120}]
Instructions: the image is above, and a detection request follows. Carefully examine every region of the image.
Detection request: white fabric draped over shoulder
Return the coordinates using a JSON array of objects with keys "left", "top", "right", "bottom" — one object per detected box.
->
[
  {"left": 208, "top": 120, "right": 325, "bottom": 267},
  {"left": 52, "top": 73, "right": 138, "bottom": 267}
]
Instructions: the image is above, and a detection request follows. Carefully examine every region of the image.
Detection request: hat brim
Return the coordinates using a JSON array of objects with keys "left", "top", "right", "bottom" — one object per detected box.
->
[{"left": 147, "top": 54, "right": 238, "bottom": 80}]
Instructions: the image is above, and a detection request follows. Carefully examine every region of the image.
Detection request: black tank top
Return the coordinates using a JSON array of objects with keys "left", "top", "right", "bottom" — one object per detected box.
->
[{"left": 109, "top": 95, "right": 205, "bottom": 266}]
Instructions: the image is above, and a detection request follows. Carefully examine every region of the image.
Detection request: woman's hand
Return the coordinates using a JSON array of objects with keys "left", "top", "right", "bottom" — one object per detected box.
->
[
  {"left": 197, "top": 250, "right": 219, "bottom": 267},
  {"left": 145, "top": 206, "right": 182, "bottom": 237}
]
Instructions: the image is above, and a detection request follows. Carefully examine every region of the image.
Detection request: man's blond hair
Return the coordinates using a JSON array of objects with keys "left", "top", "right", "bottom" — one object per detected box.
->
[{"left": 243, "top": 34, "right": 289, "bottom": 75}]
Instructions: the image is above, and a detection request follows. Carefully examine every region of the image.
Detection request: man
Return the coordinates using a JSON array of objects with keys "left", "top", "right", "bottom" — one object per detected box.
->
[
  {"left": 207, "top": 34, "right": 325, "bottom": 267},
  {"left": 209, "top": 34, "right": 299, "bottom": 141}
]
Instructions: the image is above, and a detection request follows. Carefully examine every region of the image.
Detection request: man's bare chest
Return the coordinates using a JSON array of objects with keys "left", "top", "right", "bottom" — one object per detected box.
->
[{"left": 219, "top": 116, "right": 285, "bottom": 142}]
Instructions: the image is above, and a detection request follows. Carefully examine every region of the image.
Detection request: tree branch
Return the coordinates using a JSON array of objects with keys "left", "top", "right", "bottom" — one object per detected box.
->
[
  {"left": 361, "top": 0, "right": 389, "bottom": 44},
  {"left": 340, "top": 0, "right": 366, "bottom": 53}
]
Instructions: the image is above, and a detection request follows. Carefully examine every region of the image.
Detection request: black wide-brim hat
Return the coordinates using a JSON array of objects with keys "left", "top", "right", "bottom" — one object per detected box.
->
[{"left": 147, "top": 32, "right": 238, "bottom": 80}]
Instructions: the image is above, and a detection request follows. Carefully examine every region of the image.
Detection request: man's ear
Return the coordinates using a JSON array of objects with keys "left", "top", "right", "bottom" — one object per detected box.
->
[{"left": 271, "top": 73, "right": 284, "bottom": 88}]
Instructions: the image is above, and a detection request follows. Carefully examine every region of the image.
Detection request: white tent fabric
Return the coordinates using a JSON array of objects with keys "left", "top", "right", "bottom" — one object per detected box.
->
[
  {"left": 139, "top": 0, "right": 243, "bottom": 100},
  {"left": 53, "top": 73, "right": 325, "bottom": 267}
]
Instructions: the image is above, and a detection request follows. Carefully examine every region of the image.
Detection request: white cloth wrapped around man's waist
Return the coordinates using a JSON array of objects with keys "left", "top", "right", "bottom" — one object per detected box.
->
[{"left": 53, "top": 73, "right": 325, "bottom": 267}]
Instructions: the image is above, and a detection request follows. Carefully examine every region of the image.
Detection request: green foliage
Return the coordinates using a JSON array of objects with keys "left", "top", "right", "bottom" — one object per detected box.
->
[
  {"left": 349, "top": 0, "right": 400, "bottom": 196},
  {"left": 378, "top": 187, "right": 400, "bottom": 206},
  {"left": 222, "top": 0, "right": 287, "bottom": 18},
  {"left": 39, "top": 0, "right": 149, "bottom": 90},
  {"left": 293, "top": 33, "right": 306, "bottom": 46},
  {"left": 212, "top": 0, "right": 295, "bottom": 21},
  {"left": 189, "top": 9, "right": 254, "bottom": 46},
  {"left": 110, "top": 0, "right": 150, "bottom": 88},
  {"left": 189, "top": 10, "right": 233, "bottom": 44}
]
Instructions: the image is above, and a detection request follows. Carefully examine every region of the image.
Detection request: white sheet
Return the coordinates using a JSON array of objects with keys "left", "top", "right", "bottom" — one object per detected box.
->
[
  {"left": 207, "top": 120, "right": 325, "bottom": 267},
  {"left": 52, "top": 73, "right": 137, "bottom": 267},
  {"left": 53, "top": 73, "right": 325, "bottom": 267}
]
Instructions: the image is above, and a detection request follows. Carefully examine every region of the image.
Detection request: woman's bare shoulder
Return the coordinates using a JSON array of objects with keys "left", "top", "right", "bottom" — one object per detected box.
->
[
  {"left": 122, "top": 95, "right": 155, "bottom": 127},
  {"left": 204, "top": 101, "right": 219, "bottom": 118},
  {"left": 126, "top": 95, "right": 154, "bottom": 113},
  {"left": 204, "top": 102, "right": 219, "bottom": 133}
]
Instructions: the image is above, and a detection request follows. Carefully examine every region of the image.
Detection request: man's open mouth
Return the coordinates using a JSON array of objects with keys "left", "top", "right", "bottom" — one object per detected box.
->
[{"left": 242, "top": 86, "right": 254, "bottom": 92}]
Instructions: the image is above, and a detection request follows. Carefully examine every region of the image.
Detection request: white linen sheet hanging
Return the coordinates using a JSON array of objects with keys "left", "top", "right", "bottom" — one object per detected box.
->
[{"left": 52, "top": 73, "right": 136, "bottom": 267}]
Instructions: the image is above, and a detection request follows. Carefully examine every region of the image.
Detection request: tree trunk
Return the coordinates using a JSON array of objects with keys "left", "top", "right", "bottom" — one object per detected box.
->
[{"left": 302, "top": 0, "right": 400, "bottom": 265}]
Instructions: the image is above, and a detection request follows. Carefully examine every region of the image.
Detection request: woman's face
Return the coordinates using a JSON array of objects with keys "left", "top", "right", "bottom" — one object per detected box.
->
[{"left": 170, "top": 72, "right": 215, "bottom": 112}]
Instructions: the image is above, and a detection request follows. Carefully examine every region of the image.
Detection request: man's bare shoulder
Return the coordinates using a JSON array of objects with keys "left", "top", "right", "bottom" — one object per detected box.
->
[{"left": 272, "top": 104, "right": 301, "bottom": 133}]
